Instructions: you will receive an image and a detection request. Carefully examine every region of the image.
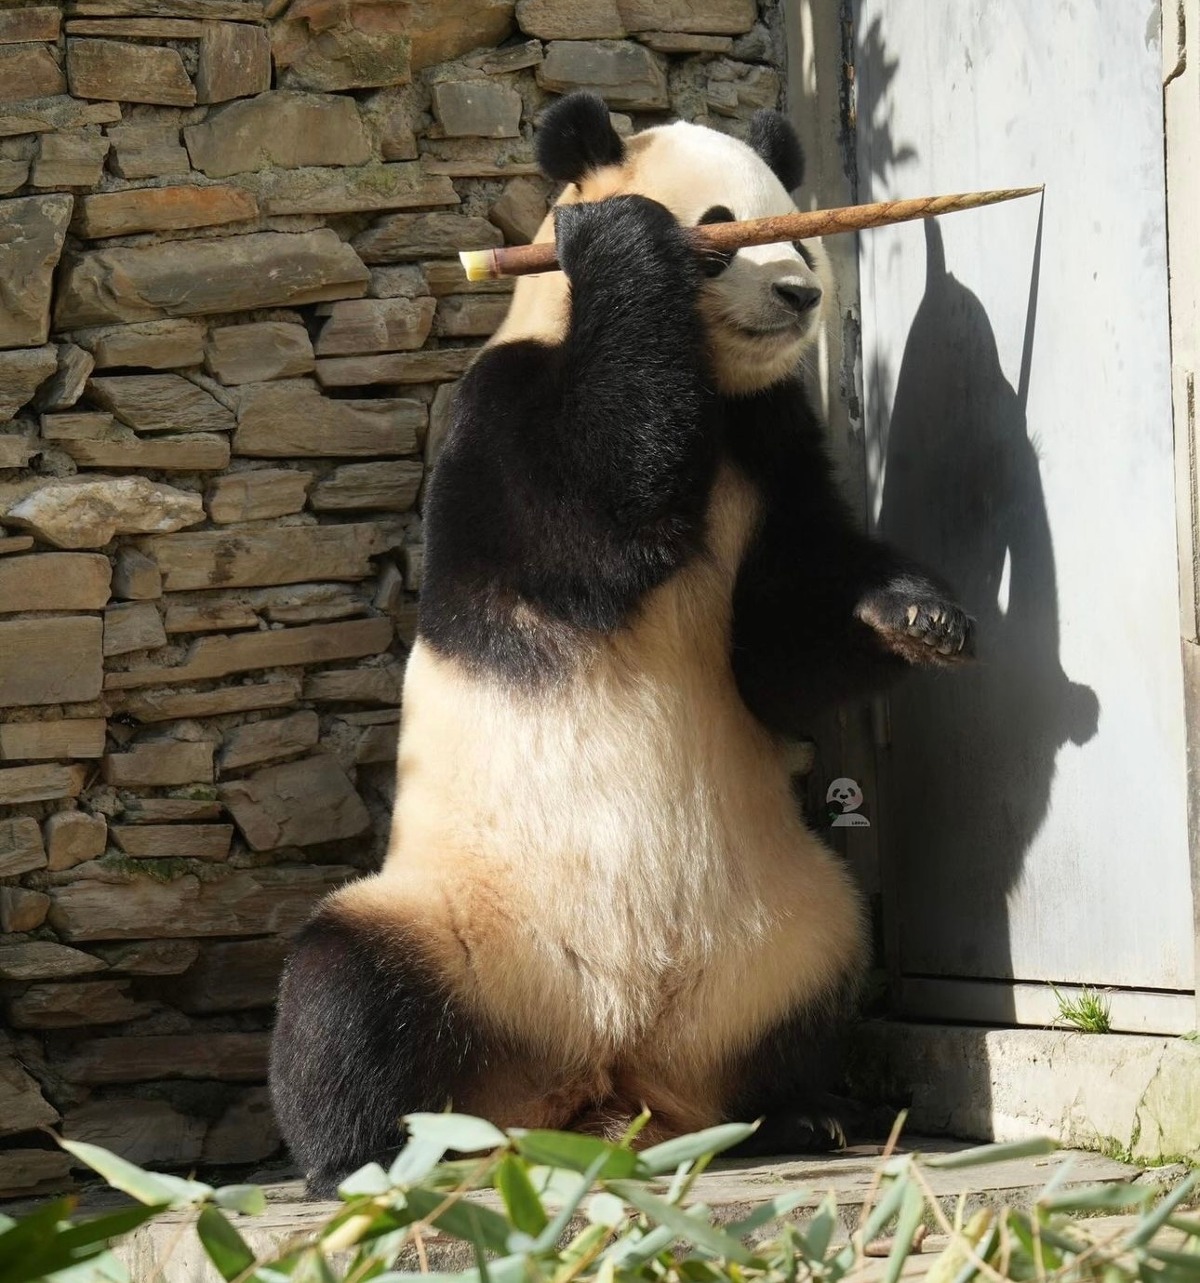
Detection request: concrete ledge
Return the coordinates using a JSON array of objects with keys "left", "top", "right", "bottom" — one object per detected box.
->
[{"left": 851, "top": 1022, "right": 1200, "bottom": 1164}]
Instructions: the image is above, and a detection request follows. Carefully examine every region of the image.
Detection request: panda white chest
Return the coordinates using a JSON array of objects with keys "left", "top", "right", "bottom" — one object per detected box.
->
[{"left": 382, "top": 465, "right": 818, "bottom": 1041}]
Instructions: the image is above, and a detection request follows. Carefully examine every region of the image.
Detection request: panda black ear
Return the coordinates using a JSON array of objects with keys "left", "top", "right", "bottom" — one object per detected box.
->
[
  {"left": 536, "top": 92, "right": 626, "bottom": 185},
  {"left": 748, "top": 110, "right": 805, "bottom": 191}
]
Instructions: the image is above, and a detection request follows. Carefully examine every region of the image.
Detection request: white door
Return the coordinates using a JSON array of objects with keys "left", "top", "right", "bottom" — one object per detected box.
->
[{"left": 854, "top": 0, "right": 1196, "bottom": 1024}]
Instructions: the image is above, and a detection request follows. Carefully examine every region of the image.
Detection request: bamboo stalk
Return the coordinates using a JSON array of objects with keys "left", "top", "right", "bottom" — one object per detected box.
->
[{"left": 459, "top": 186, "right": 1043, "bottom": 281}]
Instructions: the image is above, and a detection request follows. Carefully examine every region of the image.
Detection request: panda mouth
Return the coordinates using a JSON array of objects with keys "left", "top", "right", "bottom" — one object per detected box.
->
[{"left": 732, "top": 317, "right": 811, "bottom": 340}]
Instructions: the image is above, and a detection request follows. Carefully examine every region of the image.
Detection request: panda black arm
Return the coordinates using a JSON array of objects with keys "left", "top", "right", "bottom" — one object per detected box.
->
[
  {"left": 727, "top": 381, "right": 973, "bottom": 737},
  {"left": 419, "top": 196, "right": 719, "bottom": 675}
]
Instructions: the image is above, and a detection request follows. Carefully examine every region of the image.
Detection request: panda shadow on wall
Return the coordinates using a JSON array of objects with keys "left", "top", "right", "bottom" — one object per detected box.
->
[{"left": 876, "top": 213, "right": 1100, "bottom": 992}]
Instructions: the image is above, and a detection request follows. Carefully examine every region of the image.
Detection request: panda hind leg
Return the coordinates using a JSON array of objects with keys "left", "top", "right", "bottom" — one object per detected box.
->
[{"left": 269, "top": 901, "right": 485, "bottom": 1198}]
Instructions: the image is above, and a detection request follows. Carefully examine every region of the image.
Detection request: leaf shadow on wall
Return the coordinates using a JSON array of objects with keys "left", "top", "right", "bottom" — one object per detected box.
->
[{"left": 876, "top": 215, "right": 1099, "bottom": 989}]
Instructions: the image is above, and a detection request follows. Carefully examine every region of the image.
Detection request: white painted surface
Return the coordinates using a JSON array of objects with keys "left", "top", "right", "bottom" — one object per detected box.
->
[{"left": 855, "top": 0, "right": 1195, "bottom": 989}]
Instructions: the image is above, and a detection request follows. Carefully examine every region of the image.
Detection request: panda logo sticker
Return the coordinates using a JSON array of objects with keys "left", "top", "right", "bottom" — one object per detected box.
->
[{"left": 826, "top": 777, "right": 870, "bottom": 828}]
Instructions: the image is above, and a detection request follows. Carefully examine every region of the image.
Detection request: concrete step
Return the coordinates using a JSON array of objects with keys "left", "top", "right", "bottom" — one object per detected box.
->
[{"left": 113, "top": 1138, "right": 1148, "bottom": 1283}]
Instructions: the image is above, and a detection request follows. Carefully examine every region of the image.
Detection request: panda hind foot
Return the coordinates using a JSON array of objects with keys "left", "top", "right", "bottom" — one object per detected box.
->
[{"left": 855, "top": 577, "right": 974, "bottom": 665}]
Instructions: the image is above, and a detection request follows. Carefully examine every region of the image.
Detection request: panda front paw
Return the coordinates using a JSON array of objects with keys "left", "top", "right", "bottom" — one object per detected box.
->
[
  {"left": 855, "top": 576, "right": 974, "bottom": 665},
  {"left": 554, "top": 195, "right": 696, "bottom": 285}
]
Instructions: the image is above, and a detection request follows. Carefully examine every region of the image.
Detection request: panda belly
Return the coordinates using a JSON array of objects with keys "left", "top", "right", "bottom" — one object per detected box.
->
[{"left": 354, "top": 467, "right": 864, "bottom": 1089}]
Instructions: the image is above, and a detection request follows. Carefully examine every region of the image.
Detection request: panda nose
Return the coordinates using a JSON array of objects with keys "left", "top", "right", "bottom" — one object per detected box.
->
[{"left": 773, "top": 282, "right": 822, "bottom": 316}]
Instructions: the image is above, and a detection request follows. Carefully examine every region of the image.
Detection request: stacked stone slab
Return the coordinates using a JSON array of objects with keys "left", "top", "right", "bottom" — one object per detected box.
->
[{"left": 0, "top": 0, "right": 785, "bottom": 1198}]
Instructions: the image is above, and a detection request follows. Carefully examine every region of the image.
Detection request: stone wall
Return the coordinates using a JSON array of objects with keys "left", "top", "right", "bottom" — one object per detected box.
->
[{"left": 0, "top": 0, "right": 786, "bottom": 1198}]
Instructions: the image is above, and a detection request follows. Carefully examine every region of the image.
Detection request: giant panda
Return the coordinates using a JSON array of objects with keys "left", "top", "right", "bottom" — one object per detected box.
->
[{"left": 270, "top": 93, "right": 973, "bottom": 1196}]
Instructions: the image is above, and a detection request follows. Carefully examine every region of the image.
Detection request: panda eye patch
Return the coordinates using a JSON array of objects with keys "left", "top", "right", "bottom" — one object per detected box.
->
[
  {"left": 794, "top": 241, "right": 816, "bottom": 270},
  {"left": 697, "top": 205, "right": 735, "bottom": 277}
]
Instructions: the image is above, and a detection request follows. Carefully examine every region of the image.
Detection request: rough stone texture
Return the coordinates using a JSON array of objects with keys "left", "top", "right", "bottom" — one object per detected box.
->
[
  {"left": 141, "top": 522, "right": 392, "bottom": 590},
  {"left": 205, "top": 321, "right": 315, "bottom": 384},
  {"left": 0, "top": 193, "right": 72, "bottom": 347},
  {"left": 112, "top": 679, "right": 300, "bottom": 723},
  {"left": 45, "top": 810, "right": 108, "bottom": 870},
  {"left": 112, "top": 547, "right": 163, "bottom": 600},
  {"left": 103, "top": 741, "right": 215, "bottom": 787},
  {"left": 183, "top": 91, "right": 372, "bottom": 176},
  {"left": 111, "top": 823, "right": 234, "bottom": 860},
  {"left": 5, "top": 477, "right": 205, "bottom": 548},
  {"left": 537, "top": 40, "right": 670, "bottom": 109},
  {"left": 235, "top": 379, "right": 423, "bottom": 455},
  {"left": 196, "top": 20, "right": 272, "bottom": 104},
  {"left": 48, "top": 864, "right": 353, "bottom": 941},
  {"left": 72, "top": 183, "right": 258, "bottom": 238},
  {"left": 105, "top": 120, "right": 191, "bottom": 180},
  {"left": 64, "top": 1099, "right": 207, "bottom": 1167},
  {"left": 352, "top": 211, "right": 502, "bottom": 262},
  {"left": 9, "top": 980, "right": 152, "bottom": 1029},
  {"left": 0, "top": 0, "right": 787, "bottom": 1181},
  {"left": 80, "top": 319, "right": 206, "bottom": 370},
  {"left": 0, "top": 817, "right": 48, "bottom": 877},
  {"left": 33, "top": 341, "right": 95, "bottom": 410},
  {"left": 0, "top": 762, "right": 89, "bottom": 804},
  {"left": 315, "top": 296, "right": 436, "bottom": 354},
  {"left": 488, "top": 175, "right": 549, "bottom": 243},
  {"left": 0, "top": 886, "right": 50, "bottom": 932},
  {"left": 234, "top": 161, "right": 457, "bottom": 216},
  {"left": 0, "top": 719, "right": 107, "bottom": 761},
  {"left": 310, "top": 460, "right": 423, "bottom": 512},
  {"left": 0, "top": 551, "right": 111, "bottom": 611},
  {"left": 61, "top": 1032, "right": 270, "bottom": 1084},
  {"left": 104, "top": 600, "right": 169, "bottom": 656},
  {"left": 220, "top": 711, "right": 320, "bottom": 771},
  {"left": 436, "top": 293, "right": 511, "bottom": 336},
  {"left": 31, "top": 128, "right": 110, "bottom": 188},
  {"left": 221, "top": 753, "right": 371, "bottom": 849},
  {"left": 205, "top": 468, "right": 312, "bottom": 522},
  {"left": 0, "top": 1058, "right": 59, "bottom": 1137},
  {"left": 67, "top": 38, "right": 197, "bottom": 107},
  {"left": 59, "top": 431, "right": 232, "bottom": 472},
  {"left": 0, "top": 942, "right": 106, "bottom": 981},
  {"left": 0, "top": 7, "right": 62, "bottom": 43},
  {"left": 0, "top": 618, "right": 103, "bottom": 706},
  {"left": 88, "top": 373, "right": 236, "bottom": 433},
  {"left": 315, "top": 347, "right": 476, "bottom": 385},
  {"left": 0, "top": 43, "right": 67, "bottom": 101},
  {"left": 433, "top": 79, "right": 523, "bottom": 137},
  {"left": 55, "top": 229, "right": 369, "bottom": 328},
  {"left": 107, "top": 616, "right": 395, "bottom": 688},
  {"left": 0, "top": 345, "right": 58, "bottom": 417}
]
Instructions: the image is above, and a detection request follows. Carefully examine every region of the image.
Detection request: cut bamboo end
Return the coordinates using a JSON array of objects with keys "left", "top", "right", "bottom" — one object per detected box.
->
[{"left": 459, "top": 248, "right": 499, "bottom": 282}]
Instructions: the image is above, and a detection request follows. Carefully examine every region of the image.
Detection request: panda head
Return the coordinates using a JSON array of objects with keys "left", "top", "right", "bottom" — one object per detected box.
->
[{"left": 536, "top": 92, "right": 831, "bottom": 397}]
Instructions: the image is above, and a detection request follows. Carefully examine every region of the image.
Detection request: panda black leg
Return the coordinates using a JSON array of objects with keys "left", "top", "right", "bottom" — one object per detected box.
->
[{"left": 269, "top": 903, "right": 481, "bottom": 1197}]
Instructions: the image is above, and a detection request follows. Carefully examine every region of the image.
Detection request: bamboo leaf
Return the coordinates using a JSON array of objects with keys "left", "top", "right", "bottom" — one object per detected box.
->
[
  {"left": 531, "top": 1152, "right": 612, "bottom": 1254},
  {"left": 882, "top": 1181, "right": 926, "bottom": 1283},
  {"left": 337, "top": 1164, "right": 391, "bottom": 1197},
  {"left": 495, "top": 1155, "right": 548, "bottom": 1236},
  {"left": 605, "top": 1182, "right": 750, "bottom": 1264},
  {"left": 512, "top": 1132, "right": 638, "bottom": 1180},
  {"left": 403, "top": 1188, "right": 514, "bottom": 1254},
  {"left": 1124, "top": 1175, "right": 1200, "bottom": 1250},
  {"left": 635, "top": 1124, "right": 757, "bottom": 1176},
  {"left": 924, "top": 1138, "right": 1058, "bottom": 1169},
  {"left": 196, "top": 1206, "right": 256, "bottom": 1282},
  {"left": 214, "top": 1185, "right": 267, "bottom": 1216},
  {"left": 389, "top": 1136, "right": 447, "bottom": 1187},
  {"left": 723, "top": 1192, "right": 812, "bottom": 1239},
  {"left": 405, "top": 1114, "right": 508, "bottom": 1154},
  {"left": 1040, "top": 1183, "right": 1154, "bottom": 1213},
  {"left": 58, "top": 1140, "right": 211, "bottom": 1207}
]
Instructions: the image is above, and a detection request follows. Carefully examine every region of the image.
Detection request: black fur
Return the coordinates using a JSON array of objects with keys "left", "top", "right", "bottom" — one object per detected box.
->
[
  {"left": 725, "top": 379, "right": 972, "bottom": 739},
  {"left": 269, "top": 908, "right": 482, "bottom": 1197},
  {"left": 748, "top": 109, "right": 806, "bottom": 190},
  {"left": 536, "top": 92, "right": 626, "bottom": 185},
  {"left": 419, "top": 194, "right": 720, "bottom": 681}
]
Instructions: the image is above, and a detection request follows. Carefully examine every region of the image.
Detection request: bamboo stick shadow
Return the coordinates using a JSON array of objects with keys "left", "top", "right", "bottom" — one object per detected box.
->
[{"left": 877, "top": 214, "right": 1099, "bottom": 989}]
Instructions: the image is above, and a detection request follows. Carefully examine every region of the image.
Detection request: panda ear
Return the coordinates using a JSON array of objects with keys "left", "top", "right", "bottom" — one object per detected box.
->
[
  {"left": 748, "top": 110, "right": 805, "bottom": 191},
  {"left": 537, "top": 92, "right": 626, "bottom": 185}
]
